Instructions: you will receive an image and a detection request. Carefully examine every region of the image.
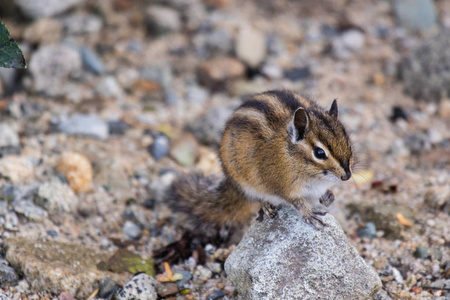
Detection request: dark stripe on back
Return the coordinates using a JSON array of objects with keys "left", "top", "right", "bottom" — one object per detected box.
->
[
  {"left": 311, "top": 110, "right": 334, "bottom": 133},
  {"left": 265, "top": 90, "right": 300, "bottom": 113},
  {"left": 227, "top": 115, "right": 265, "bottom": 140}
]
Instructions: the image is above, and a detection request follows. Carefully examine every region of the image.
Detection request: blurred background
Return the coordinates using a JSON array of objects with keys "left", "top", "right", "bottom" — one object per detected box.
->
[{"left": 0, "top": 0, "right": 449, "bottom": 299}]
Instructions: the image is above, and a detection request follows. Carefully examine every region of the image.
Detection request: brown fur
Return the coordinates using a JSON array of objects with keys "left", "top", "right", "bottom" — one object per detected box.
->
[{"left": 167, "top": 90, "right": 353, "bottom": 233}]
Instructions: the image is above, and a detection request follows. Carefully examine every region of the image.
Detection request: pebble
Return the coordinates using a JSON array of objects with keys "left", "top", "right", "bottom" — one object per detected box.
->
[
  {"left": 201, "top": 29, "right": 234, "bottom": 55},
  {"left": 424, "top": 185, "right": 450, "bottom": 214},
  {"left": 13, "top": 200, "right": 48, "bottom": 222},
  {"left": 63, "top": 14, "right": 103, "bottom": 35},
  {"left": 108, "top": 121, "right": 130, "bottom": 135},
  {"left": 36, "top": 179, "right": 79, "bottom": 213},
  {"left": 23, "top": 18, "right": 62, "bottom": 45},
  {"left": 14, "top": 0, "right": 82, "bottom": 19},
  {"left": 0, "top": 123, "right": 19, "bottom": 148},
  {"left": 414, "top": 246, "right": 428, "bottom": 259},
  {"left": 149, "top": 133, "right": 170, "bottom": 161},
  {"left": 197, "top": 57, "right": 246, "bottom": 88},
  {"left": 283, "top": 66, "right": 311, "bottom": 81},
  {"left": 206, "top": 290, "right": 225, "bottom": 300},
  {"left": 0, "top": 156, "right": 34, "bottom": 183},
  {"left": 207, "top": 262, "right": 222, "bottom": 274},
  {"left": 261, "top": 63, "right": 283, "bottom": 79},
  {"left": 170, "top": 134, "right": 199, "bottom": 167},
  {"left": 96, "top": 76, "right": 124, "bottom": 100},
  {"left": 194, "top": 265, "right": 213, "bottom": 282},
  {"left": 59, "top": 292, "right": 77, "bottom": 300},
  {"left": 332, "top": 30, "right": 365, "bottom": 59},
  {"left": 116, "top": 273, "right": 158, "bottom": 300},
  {"left": 235, "top": 25, "right": 267, "bottom": 67},
  {"left": 357, "top": 222, "right": 377, "bottom": 239},
  {"left": 28, "top": 45, "right": 82, "bottom": 96},
  {"left": 4, "top": 211, "right": 19, "bottom": 231},
  {"left": 392, "top": 0, "right": 437, "bottom": 32},
  {"left": 122, "top": 221, "right": 142, "bottom": 240},
  {"left": 175, "top": 270, "right": 192, "bottom": 289},
  {"left": 157, "top": 283, "right": 179, "bottom": 297},
  {"left": 57, "top": 152, "right": 93, "bottom": 193},
  {"left": 185, "top": 84, "right": 209, "bottom": 105},
  {"left": 57, "top": 114, "right": 109, "bottom": 140},
  {"left": 98, "top": 277, "right": 121, "bottom": 300},
  {"left": 0, "top": 263, "right": 19, "bottom": 287},
  {"left": 145, "top": 5, "right": 181, "bottom": 35},
  {"left": 80, "top": 47, "right": 106, "bottom": 75}
]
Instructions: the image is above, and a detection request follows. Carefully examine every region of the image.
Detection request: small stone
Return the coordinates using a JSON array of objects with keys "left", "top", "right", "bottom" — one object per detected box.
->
[
  {"left": 414, "top": 246, "right": 428, "bottom": 259},
  {"left": 0, "top": 156, "right": 34, "bottom": 183},
  {"left": 0, "top": 123, "right": 19, "bottom": 148},
  {"left": 261, "top": 63, "right": 283, "bottom": 79},
  {"left": 23, "top": 18, "right": 62, "bottom": 45},
  {"left": 57, "top": 114, "right": 109, "bottom": 140},
  {"left": 206, "top": 290, "right": 225, "bottom": 300},
  {"left": 392, "top": 0, "right": 437, "bottom": 32},
  {"left": 63, "top": 14, "right": 103, "bottom": 35},
  {"left": 80, "top": 47, "right": 106, "bottom": 75},
  {"left": 4, "top": 211, "right": 19, "bottom": 231},
  {"left": 13, "top": 200, "right": 48, "bottom": 222},
  {"left": 427, "top": 129, "right": 442, "bottom": 145},
  {"left": 98, "top": 277, "right": 121, "bottom": 300},
  {"left": 59, "top": 292, "right": 76, "bottom": 300},
  {"left": 207, "top": 262, "right": 222, "bottom": 274},
  {"left": 96, "top": 76, "right": 124, "bottom": 100},
  {"left": 175, "top": 270, "right": 192, "bottom": 289},
  {"left": 284, "top": 66, "right": 311, "bottom": 82},
  {"left": 197, "top": 57, "right": 245, "bottom": 88},
  {"left": 116, "top": 273, "right": 158, "bottom": 300},
  {"left": 185, "top": 84, "right": 209, "bottom": 104},
  {"left": 194, "top": 265, "right": 212, "bottom": 282},
  {"left": 332, "top": 30, "right": 365, "bottom": 59},
  {"left": 94, "top": 157, "right": 131, "bottom": 199},
  {"left": 36, "top": 179, "right": 79, "bottom": 213},
  {"left": 0, "top": 263, "right": 19, "bottom": 287},
  {"left": 235, "top": 25, "right": 266, "bottom": 67},
  {"left": 145, "top": 5, "right": 181, "bottom": 36},
  {"left": 122, "top": 221, "right": 142, "bottom": 240},
  {"left": 357, "top": 222, "right": 377, "bottom": 239},
  {"left": 157, "top": 282, "right": 179, "bottom": 297},
  {"left": 14, "top": 0, "right": 82, "bottom": 18},
  {"left": 108, "top": 120, "right": 130, "bottom": 135},
  {"left": 57, "top": 152, "right": 93, "bottom": 194},
  {"left": 149, "top": 133, "right": 170, "bottom": 161},
  {"left": 28, "top": 45, "right": 82, "bottom": 96},
  {"left": 424, "top": 185, "right": 450, "bottom": 214},
  {"left": 438, "top": 100, "right": 450, "bottom": 118},
  {"left": 170, "top": 134, "right": 199, "bottom": 167}
]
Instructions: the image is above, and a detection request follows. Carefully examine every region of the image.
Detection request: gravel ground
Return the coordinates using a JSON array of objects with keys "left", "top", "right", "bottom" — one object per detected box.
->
[{"left": 0, "top": 0, "right": 449, "bottom": 299}]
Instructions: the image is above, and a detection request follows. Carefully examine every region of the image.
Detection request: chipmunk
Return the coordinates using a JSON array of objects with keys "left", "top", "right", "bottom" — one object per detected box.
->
[{"left": 167, "top": 90, "right": 353, "bottom": 236}]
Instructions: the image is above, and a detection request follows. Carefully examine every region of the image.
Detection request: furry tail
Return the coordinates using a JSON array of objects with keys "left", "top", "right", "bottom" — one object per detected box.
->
[{"left": 166, "top": 174, "right": 257, "bottom": 237}]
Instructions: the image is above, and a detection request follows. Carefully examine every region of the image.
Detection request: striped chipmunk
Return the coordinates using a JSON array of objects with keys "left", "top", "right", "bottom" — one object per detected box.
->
[{"left": 167, "top": 90, "right": 354, "bottom": 236}]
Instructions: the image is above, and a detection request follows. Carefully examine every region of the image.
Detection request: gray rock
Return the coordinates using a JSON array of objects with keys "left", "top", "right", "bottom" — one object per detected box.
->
[
  {"left": 188, "top": 105, "right": 236, "bottom": 147},
  {"left": 63, "top": 14, "right": 103, "bottom": 35},
  {"left": 116, "top": 273, "right": 158, "bottom": 300},
  {"left": 332, "top": 30, "right": 365, "bottom": 59},
  {"left": 4, "top": 211, "right": 19, "bottom": 231},
  {"left": 206, "top": 290, "right": 225, "bottom": 300},
  {"left": 149, "top": 133, "right": 170, "bottom": 161},
  {"left": 57, "top": 114, "right": 109, "bottom": 140},
  {"left": 28, "top": 45, "right": 82, "bottom": 96},
  {"left": 401, "top": 31, "right": 450, "bottom": 102},
  {"left": 372, "top": 289, "right": 393, "bottom": 300},
  {"left": 36, "top": 180, "right": 79, "bottom": 213},
  {"left": 145, "top": 5, "right": 181, "bottom": 36},
  {"left": 0, "top": 123, "right": 19, "bottom": 148},
  {"left": 0, "top": 263, "right": 19, "bottom": 287},
  {"left": 357, "top": 221, "right": 377, "bottom": 239},
  {"left": 80, "top": 47, "right": 106, "bottom": 75},
  {"left": 1, "top": 183, "right": 39, "bottom": 202},
  {"left": 185, "top": 84, "right": 209, "bottom": 104},
  {"left": 194, "top": 265, "right": 212, "bottom": 282},
  {"left": 392, "top": 0, "right": 437, "bottom": 32},
  {"left": 236, "top": 25, "right": 267, "bottom": 67},
  {"left": 225, "top": 205, "right": 382, "bottom": 300},
  {"left": 99, "top": 277, "right": 121, "bottom": 300},
  {"left": 122, "top": 221, "right": 142, "bottom": 240},
  {"left": 13, "top": 199, "right": 48, "bottom": 222},
  {"left": 96, "top": 76, "right": 124, "bottom": 100},
  {"left": 14, "top": 0, "right": 82, "bottom": 19}
]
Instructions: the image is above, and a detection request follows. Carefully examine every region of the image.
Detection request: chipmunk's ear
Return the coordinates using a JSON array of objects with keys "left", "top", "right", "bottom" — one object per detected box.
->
[
  {"left": 329, "top": 99, "right": 338, "bottom": 118},
  {"left": 291, "top": 107, "right": 309, "bottom": 142}
]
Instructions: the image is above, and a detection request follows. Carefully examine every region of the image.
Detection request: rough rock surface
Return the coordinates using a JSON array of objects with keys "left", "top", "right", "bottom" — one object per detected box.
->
[
  {"left": 225, "top": 205, "right": 382, "bottom": 300},
  {"left": 116, "top": 273, "right": 158, "bottom": 300},
  {"left": 4, "top": 238, "right": 128, "bottom": 298}
]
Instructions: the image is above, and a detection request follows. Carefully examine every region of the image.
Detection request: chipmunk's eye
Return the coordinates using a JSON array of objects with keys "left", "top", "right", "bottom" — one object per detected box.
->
[{"left": 314, "top": 147, "right": 327, "bottom": 160}]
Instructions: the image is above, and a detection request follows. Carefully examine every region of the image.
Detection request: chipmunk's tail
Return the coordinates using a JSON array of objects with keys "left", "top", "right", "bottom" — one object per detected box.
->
[{"left": 166, "top": 174, "right": 257, "bottom": 238}]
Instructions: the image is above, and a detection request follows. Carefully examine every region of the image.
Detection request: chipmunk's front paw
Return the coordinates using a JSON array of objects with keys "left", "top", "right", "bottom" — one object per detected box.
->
[
  {"left": 304, "top": 210, "right": 328, "bottom": 230},
  {"left": 256, "top": 203, "right": 280, "bottom": 222},
  {"left": 319, "top": 190, "right": 335, "bottom": 207}
]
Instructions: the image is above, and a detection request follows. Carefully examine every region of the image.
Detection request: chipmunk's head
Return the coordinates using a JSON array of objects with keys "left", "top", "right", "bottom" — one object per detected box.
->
[{"left": 289, "top": 99, "right": 353, "bottom": 183}]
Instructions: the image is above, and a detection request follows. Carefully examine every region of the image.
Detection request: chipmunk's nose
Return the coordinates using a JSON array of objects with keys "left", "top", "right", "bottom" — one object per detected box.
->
[{"left": 341, "top": 170, "right": 351, "bottom": 181}]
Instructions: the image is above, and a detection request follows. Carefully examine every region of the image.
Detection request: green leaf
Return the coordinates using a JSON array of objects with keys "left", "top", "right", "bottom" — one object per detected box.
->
[{"left": 0, "top": 21, "right": 26, "bottom": 69}]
